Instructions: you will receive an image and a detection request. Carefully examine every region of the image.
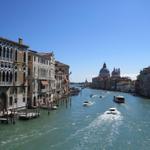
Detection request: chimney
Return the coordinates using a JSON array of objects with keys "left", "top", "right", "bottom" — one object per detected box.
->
[{"left": 18, "top": 38, "right": 23, "bottom": 45}]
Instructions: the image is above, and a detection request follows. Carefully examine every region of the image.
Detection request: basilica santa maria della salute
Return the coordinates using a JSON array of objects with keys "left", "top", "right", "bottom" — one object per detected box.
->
[{"left": 91, "top": 63, "right": 132, "bottom": 92}]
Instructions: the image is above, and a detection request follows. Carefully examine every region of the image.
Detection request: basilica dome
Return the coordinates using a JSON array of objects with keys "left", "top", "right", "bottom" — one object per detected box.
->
[{"left": 99, "top": 63, "right": 110, "bottom": 78}]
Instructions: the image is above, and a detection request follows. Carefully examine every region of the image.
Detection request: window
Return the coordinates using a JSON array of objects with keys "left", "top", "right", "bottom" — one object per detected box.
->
[
  {"left": 6, "top": 48, "right": 9, "bottom": 58},
  {"left": 0, "top": 46, "right": 2, "bottom": 57},
  {"left": 23, "top": 72, "right": 26, "bottom": 82},
  {"left": 15, "top": 98, "right": 17, "bottom": 103},
  {"left": 2, "top": 71, "right": 5, "bottom": 82},
  {"left": 15, "top": 50, "right": 17, "bottom": 61},
  {"left": 3, "top": 47, "right": 6, "bottom": 58},
  {"left": 10, "top": 72, "right": 13, "bottom": 82},
  {"left": 34, "top": 56, "right": 36, "bottom": 61},
  {"left": 28, "top": 68, "right": 30, "bottom": 75},
  {"left": 10, "top": 48, "right": 12, "bottom": 59},
  {"left": 23, "top": 97, "right": 25, "bottom": 102},
  {"left": 28, "top": 55, "right": 31, "bottom": 61},
  {"left": 9, "top": 97, "right": 13, "bottom": 106},
  {"left": 15, "top": 72, "right": 17, "bottom": 81},
  {"left": 23, "top": 52, "right": 26, "bottom": 62},
  {"left": 6, "top": 72, "right": 9, "bottom": 82}
]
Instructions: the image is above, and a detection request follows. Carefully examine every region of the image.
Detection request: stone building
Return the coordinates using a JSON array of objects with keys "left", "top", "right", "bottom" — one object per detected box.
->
[
  {"left": 0, "top": 37, "right": 28, "bottom": 111},
  {"left": 135, "top": 67, "right": 150, "bottom": 97},
  {"left": 28, "top": 50, "right": 56, "bottom": 107},
  {"left": 110, "top": 68, "right": 121, "bottom": 90},
  {"left": 55, "top": 61, "right": 70, "bottom": 100},
  {"left": 116, "top": 77, "right": 132, "bottom": 92}
]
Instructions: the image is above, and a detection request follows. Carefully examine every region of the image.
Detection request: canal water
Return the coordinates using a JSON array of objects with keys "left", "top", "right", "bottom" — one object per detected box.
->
[{"left": 0, "top": 88, "right": 150, "bottom": 150}]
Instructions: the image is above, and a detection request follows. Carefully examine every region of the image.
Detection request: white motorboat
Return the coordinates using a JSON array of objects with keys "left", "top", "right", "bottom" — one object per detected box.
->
[
  {"left": 83, "top": 101, "right": 93, "bottom": 107},
  {"left": 106, "top": 107, "right": 118, "bottom": 115},
  {"left": 52, "top": 105, "right": 58, "bottom": 110}
]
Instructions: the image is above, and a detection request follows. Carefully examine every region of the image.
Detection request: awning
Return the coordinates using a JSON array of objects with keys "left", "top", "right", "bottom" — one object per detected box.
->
[{"left": 41, "top": 81, "right": 48, "bottom": 85}]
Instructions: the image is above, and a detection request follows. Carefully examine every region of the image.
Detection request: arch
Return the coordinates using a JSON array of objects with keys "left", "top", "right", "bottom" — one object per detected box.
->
[
  {"left": 2, "top": 71, "right": 5, "bottom": 82},
  {"left": 15, "top": 50, "right": 17, "bottom": 61},
  {"left": 15, "top": 72, "right": 17, "bottom": 81},
  {"left": 0, "top": 93, "right": 7, "bottom": 111},
  {"left": 6, "top": 48, "right": 9, "bottom": 58},
  {"left": 6, "top": 71, "right": 9, "bottom": 82},
  {"left": 3, "top": 47, "right": 6, "bottom": 58},
  {"left": 33, "top": 96, "right": 36, "bottom": 106},
  {"left": 0, "top": 46, "right": 2, "bottom": 57},
  {"left": 10, "top": 72, "right": 13, "bottom": 82},
  {"left": 10, "top": 48, "right": 13, "bottom": 59},
  {"left": 0, "top": 72, "right": 1, "bottom": 82}
]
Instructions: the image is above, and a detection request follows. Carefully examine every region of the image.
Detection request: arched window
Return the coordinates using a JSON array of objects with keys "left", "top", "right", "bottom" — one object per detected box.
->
[
  {"left": 0, "top": 72, "right": 1, "bottom": 82},
  {"left": 3, "top": 47, "right": 6, "bottom": 58},
  {"left": 6, "top": 72, "right": 9, "bottom": 82},
  {"left": 2, "top": 71, "right": 5, "bottom": 82},
  {"left": 15, "top": 72, "right": 17, "bottom": 81},
  {"left": 15, "top": 50, "right": 17, "bottom": 61},
  {"left": 23, "top": 52, "right": 26, "bottom": 62},
  {"left": 0, "top": 46, "right": 2, "bottom": 57},
  {"left": 10, "top": 48, "right": 13, "bottom": 59},
  {"left": 6, "top": 48, "right": 9, "bottom": 58},
  {"left": 23, "top": 72, "right": 26, "bottom": 82},
  {"left": 10, "top": 72, "right": 13, "bottom": 82}
]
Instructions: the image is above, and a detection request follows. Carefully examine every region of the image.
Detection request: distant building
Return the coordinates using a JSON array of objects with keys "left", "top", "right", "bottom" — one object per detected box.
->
[
  {"left": 135, "top": 67, "right": 150, "bottom": 97},
  {"left": 116, "top": 77, "right": 132, "bottom": 92},
  {"left": 111, "top": 68, "right": 120, "bottom": 78},
  {"left": 55, "top": 61, "right": 70, "bottom": 100},
  {"left": 92, "top": 63, "right": 133, "bottom": 92},
  {"left": 92, "top": 63, "right": 111, "bottom": 90},
  {"left": 0, "top": 37, "right": 28, "bottom": 111}
]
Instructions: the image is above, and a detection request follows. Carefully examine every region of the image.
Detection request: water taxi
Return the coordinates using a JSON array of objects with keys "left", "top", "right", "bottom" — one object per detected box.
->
[
  {"left": 106, "top": 108, "right": 118, "bottom": 115},
  {"left": 113, "top": 96, "right": 125, "bottom": 103}
]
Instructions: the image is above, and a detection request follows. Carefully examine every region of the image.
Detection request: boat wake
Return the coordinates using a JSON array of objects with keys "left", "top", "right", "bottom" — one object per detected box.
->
[{"left": 72, "top": 110, "right": 123, "bottom": 150}]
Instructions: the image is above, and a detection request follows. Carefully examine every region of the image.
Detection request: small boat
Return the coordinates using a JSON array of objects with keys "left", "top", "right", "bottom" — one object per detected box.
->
[
  {"left": 18, "top": 112, "right": 40, "bottom": 120},
  {"left": 106, "top": 108, "right": 118, "bottom": 115},
  {"left": 51, "top": 105, "right": 58, "bottom": 110},
  {"left": 113, "top": 96, "right": 125, "bottom": 103},
  {"left": 83, "top": 101, "right": 93, "bottom": 107}
]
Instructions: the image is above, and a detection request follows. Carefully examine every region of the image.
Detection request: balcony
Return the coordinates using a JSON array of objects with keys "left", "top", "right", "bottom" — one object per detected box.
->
[
  {"left": 41, "top": 88, "right": 48, "bottom": 93},
  {"left": 0, "top": 81, "right": 13, "bottom": 86}
]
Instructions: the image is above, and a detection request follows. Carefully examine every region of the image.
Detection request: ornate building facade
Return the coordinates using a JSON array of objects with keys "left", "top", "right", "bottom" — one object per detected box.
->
[
  {"left": 55, "top": 61, "right": 70, "bottom": 100},
  {"left": 0, "top": 37, "right": 28, "bottom": 111},
  {"left": 28, "top": 51, "right": 56, "bottom": 107}
]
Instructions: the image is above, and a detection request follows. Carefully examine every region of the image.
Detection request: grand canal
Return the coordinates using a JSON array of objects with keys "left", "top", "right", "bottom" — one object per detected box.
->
[{"left": 1, "top": 88, "right": 150, "bottom": 150}]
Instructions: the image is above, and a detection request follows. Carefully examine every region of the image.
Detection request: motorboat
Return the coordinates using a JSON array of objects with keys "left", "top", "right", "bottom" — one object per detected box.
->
[
  {"left": 113, "top": 96, "right": 125, "bottom": 103},
  {"left": 51, "top": 105, "right": 58, "bottom": 110},
  {"left": 83, "top": 101, "right": 93, "bottom": 107},
  {"left": 106, "top": 108, "right": 118, "bottom": 115}
]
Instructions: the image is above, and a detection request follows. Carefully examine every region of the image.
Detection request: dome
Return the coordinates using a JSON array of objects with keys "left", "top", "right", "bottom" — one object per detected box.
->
[{"left": 99, "top": 63, "right": 110, "bottom": 78}]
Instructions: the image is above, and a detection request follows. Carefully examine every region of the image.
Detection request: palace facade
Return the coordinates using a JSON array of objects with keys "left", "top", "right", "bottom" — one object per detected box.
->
[{"left": 0, "top": 37, "right": 28, "bottom": 111}]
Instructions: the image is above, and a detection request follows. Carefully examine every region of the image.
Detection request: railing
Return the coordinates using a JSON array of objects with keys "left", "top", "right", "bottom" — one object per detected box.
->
[{"left": 0, "top": 82, "right": 13, "bottom": 86}]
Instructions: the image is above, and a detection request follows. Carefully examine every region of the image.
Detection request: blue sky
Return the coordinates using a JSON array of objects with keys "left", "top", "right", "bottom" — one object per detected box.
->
[{"left": 1, "top": 0, "right": 150, "bottom": 82}]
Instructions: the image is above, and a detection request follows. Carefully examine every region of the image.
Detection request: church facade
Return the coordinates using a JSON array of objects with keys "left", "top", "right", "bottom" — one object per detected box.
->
[{"left": 92, "top": 63, "right": 120, "bottom": 90}]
